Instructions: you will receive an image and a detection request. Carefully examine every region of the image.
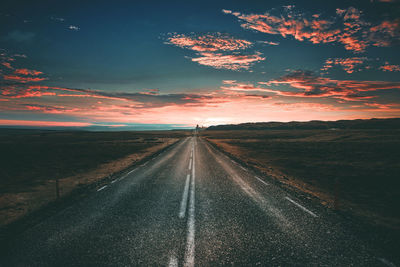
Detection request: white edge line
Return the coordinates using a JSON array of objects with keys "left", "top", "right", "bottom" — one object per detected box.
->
[
  {"left": 97, "top": 185, "right": 108, "bottom": 192},
  {"left": 179, "top": 174, "right": 191, "bottom": 218},
  {"left": 111, "top": 179, "right": 117, "bottom": 184},
  {"left": 285, "top": 197, "right": 318, "bottom": 217},
  {"left": 255, "top": 176, "right": 269, "bottom": 186}
]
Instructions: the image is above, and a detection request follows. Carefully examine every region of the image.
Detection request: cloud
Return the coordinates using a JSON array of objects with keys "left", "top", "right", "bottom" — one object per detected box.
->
[
  {"left": 190, "top": 52, "right": 265, "bottom": 70},
  {"left": 369, "top": 19, "right": 400, "bottom": 47},
  {"left": 165, "top": 32, "right": 263, "bottom": 71},
  {"left": 0, "top": 84, "right": 227, "bottom": 108},
  {"left": 321, "top": 58, "right": 400, "bottom": 73},
  {"left": 380, "top": 62, "right": 400, "bottom": 71},
  {"left": 22, "top": 104, "right": 80, "bottom": 114},
  {"left": 243, "top": 94, "right": 271, "bottom": 99},
  {"left": 1, "top": 79, "right": 399, "bottom": 126},
  {"left": 258, "top": 40, "right": 280, "bottom": 45},
  {"left": 1, "top": 52, "right": 47, "bottom": 83},
  {"left": 221, "top": 80, "right": 272, "bottom": 92},
  {"left": 1, "top": 62, "right": 12, "bottom": 69},
  {"left": 50, "top": 16, "right": 65, "bottom": 22},
  {"left": 166, "top": 33, "right": 252, "bottom": 52},
  {"left": 14, "top": 68, "right": 43, "bottom": 76},
  {"left": 259, "top": 70, "right": 400, "bottom": 101},
  {"left": 321, "top": 57, "right": 368, "bottom": 73},
  {"left": 0, "top": 119, "right": 92, "bottom": 127},
  {"left": 375, "top": 0, "right": 398, "bottom": 3},
  {"left": 68, "top": 25, "right": 80, "bottom": 31},
  {"left": 223, "top": 6, "right": 400, "bottom": 53},
  {"left": 3, "top": 75, "right": 48, "bottom": 83},
  {"left": 4, "top": 30, "right": 35, "bottom": 42}
]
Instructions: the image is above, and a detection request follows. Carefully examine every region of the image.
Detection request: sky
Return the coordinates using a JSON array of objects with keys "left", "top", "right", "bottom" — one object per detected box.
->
[{"left": 1, "top": 0, "right": 400, "bottom": 129}]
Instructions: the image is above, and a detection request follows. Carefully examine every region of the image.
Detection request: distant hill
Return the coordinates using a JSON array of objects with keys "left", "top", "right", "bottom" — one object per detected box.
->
[{"left": 206, "top": 118, "right": 400, "bottom": 130}]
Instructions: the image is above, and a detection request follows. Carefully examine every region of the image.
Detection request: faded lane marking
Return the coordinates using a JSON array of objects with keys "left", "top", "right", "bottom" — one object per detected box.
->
[
  {"left": 179, "top": 174, "right": 191, "bottom": 218},
  {"left": 285, "top": 197, "right": 318, "bottom": 217}
]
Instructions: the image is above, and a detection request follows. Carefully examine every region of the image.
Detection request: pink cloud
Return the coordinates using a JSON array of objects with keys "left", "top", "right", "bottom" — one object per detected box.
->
[
  {"left": 1, "top": 62, "right": 12, "bottom": 69},
  {"left": 380, "top": 62, "right": 400, "bottom": 72},
  {"left": 14, "top": 68, "right": 43, "bottom": 76},
  {"left": 0, "top": 119, "right": 92, "bottom": 127},
  {"left": 321, "top": 57, "right": 368, "bottom": 73},
  {"left": 224, "top": 6, "right": 400, "bottom": 53},
  {"left": 1, "top": 79, "right": 399, "bottom": 126},
  {"left": 166, "top": 33, "right": 252, "bottom": 52},
  {"left": 260, "top": 70, "right": 400, "bottom": 101},
  {"left": 221, "top": 80, "right": 272, "bottom": 93},
  {"left": 368, "top": 19, "right": 400, "bottom": 47},
  {"left": 165, "top": 33, "right": 262, "bottom": 71},
  {"left": 191, "top": 52, "right": 265, "bottom": 70},
  {"left": 3, "top": 75, "right": 48, "bottom": 83}
]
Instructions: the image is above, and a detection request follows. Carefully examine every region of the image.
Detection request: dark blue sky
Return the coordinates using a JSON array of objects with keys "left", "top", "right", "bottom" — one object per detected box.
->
[{"left": 1, "top": 0, "right": 400, "bottom": 128}]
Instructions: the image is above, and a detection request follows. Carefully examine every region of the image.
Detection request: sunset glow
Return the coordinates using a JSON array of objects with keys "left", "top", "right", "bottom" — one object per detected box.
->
[{"left": 1, "top": 1, "right": 399, "bottom": 129}]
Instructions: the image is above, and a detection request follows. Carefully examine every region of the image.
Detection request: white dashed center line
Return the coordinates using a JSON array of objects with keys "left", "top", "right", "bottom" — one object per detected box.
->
[
  {"left": 97, "top": 185, "right": 108, "bottom": 192},
  {"left": 184, "top": 141, "right": 196, "bottom": 267},
  {"left": 255, "top": 176, "right": 269, "bottom": 186},
  {"left": 168, "top": 253, "right": 178, "bottom": 267},
  {"left": 179, "top": 174, "right": 191, "bottom": 219},
  {"left": 188, "top": 158, "right": 192, "bottom": 170},
  {"left": 285, "top": 196, "right": 318, "bottom": 217}
]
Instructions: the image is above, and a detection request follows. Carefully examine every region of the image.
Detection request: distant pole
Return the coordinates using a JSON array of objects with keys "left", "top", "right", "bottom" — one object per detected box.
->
[{"left": 56, "top": 179, "right": 60, "bottom": 199}]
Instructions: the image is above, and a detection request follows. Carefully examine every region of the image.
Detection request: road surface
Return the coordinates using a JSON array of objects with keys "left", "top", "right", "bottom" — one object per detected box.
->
[{"left": 1, "top": 136, "right": 394, "bottom": 266}]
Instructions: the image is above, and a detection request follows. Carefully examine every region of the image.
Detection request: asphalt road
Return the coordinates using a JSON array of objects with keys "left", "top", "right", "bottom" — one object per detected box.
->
[{"left": 1, "top": 135, "right": 395, "bottom": 266}]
